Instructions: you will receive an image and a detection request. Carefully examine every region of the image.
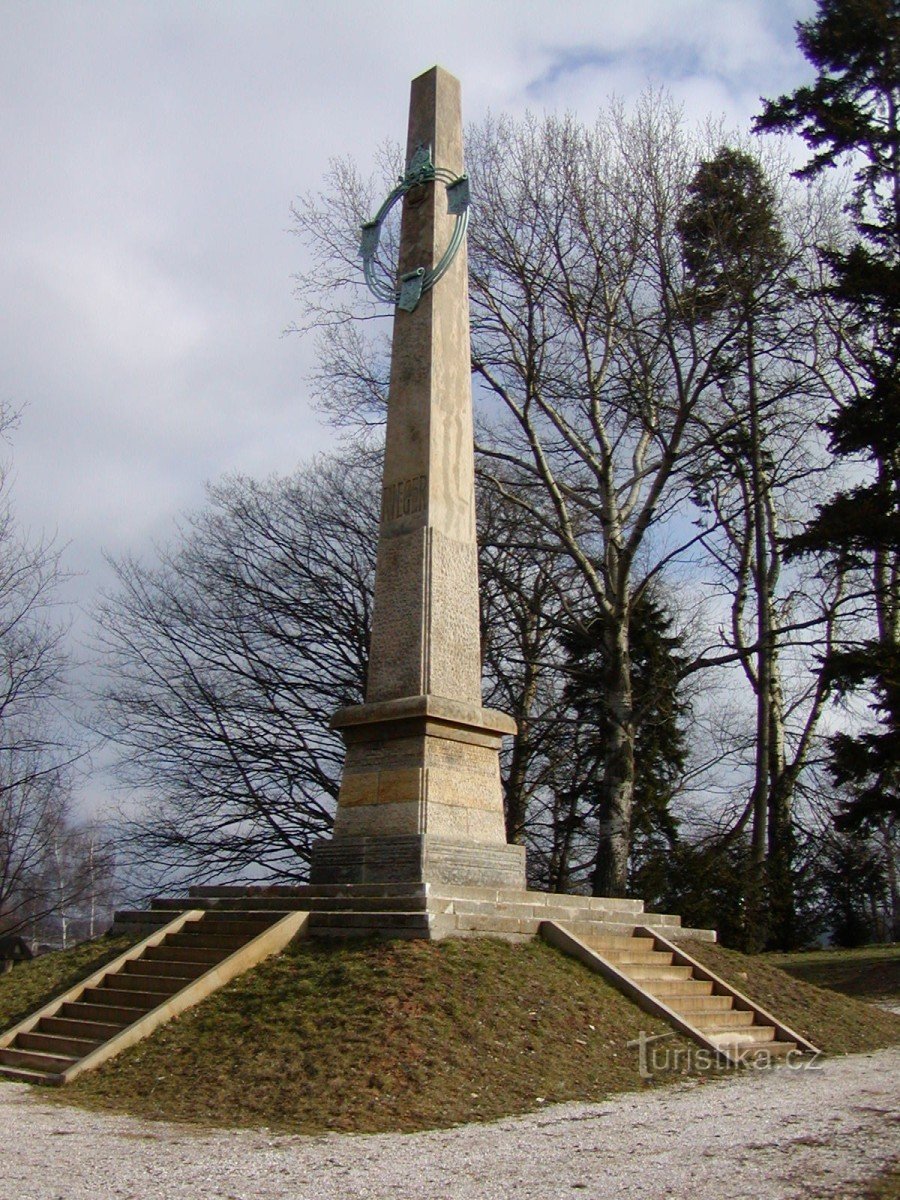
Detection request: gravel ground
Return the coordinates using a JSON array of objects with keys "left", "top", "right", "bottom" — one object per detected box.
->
[{"left": 2, "top": 1047, "right": 898, "bottom": 1200}]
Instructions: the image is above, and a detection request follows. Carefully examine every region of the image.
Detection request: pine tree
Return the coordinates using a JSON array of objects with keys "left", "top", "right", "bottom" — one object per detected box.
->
[
  {"left": 756, "top": 0, "right": 900, "bottom": 832},
  {"left": 560, "top": 591, "right": 689, "bottom": 892}
]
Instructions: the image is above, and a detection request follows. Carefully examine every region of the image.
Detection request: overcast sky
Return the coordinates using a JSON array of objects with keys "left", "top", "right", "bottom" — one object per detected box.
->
[{"left": 1, "top": 0, "right": 815, "bottom": 814}]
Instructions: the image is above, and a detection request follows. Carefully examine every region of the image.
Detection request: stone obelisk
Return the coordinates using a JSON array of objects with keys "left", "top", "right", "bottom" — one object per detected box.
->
[{"left": 310, "top": 66, "right": 526, "bottom": 888}]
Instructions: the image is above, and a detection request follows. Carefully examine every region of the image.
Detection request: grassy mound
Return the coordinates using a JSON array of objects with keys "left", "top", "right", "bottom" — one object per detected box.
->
[
  {"left": 46, "top": 938, "right": 695, "bottom": 1133},
  {"left": 1, "top": 933, "right": 897, "bottom": 1135},
  {"left": 682, "top": 939, "right": 900, "bottom": 1055}
]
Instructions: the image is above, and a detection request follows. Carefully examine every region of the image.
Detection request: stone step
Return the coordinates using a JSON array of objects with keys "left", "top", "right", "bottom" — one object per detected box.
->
[
  {"left": 641, "top": 913, "right": 682, "bottom": 928},
  {"left": 79, "top": 987, "right": 162, "bottom": 1010},
  {"left": 189, "top": 883, "right": 429, "bottom": 900},
  {"left": 123, "top": 959, "right": 209, "bottom": 980},
  {"left": 666, "top": 994, "right": 734, "bottom": 1014},
  {"left": 617, "top": 964, "right": 694, "bottom": 981},
  {"left": 180, "top": 916, "right": 280, "bottom": 936},
  {"left": 165, "top": 931, "right": 253, "bottom": 951},
  {"left": 583, "top": 934, "right": 656, "bottom": 952},
  {"left": 217, "top": 895, "right": 429, "bottom": 914},
  {"left": 0, "top": 1047, "right": 77, "bottom": 1074},
  {"left": 307, "top": 911, "right": 432, "bottom": 931},
  {"left": 553, "top": 919, "right": 637, "bottom": 942},
  {"left": 733, "top": 1041, "right": 798, "bottom": 1060},
  {"left": 431, "top": 886, "right": 646, "bottom": 912},
  {"left": 709, "top": 1025, "right": 776, "bottom": 1046},
  {"left": 60, "top": 1001, "right": 144, "bottom": 1025},
  {"left": 150, "top": 897, "right": 278, "bottom": 913},
  {"left": 449, "top": 913, "right": 540, "bottom": 936},
  {"left": 105, "top": 973, "right": 186, "bottom": 995},
  {"left": 687, "top": 1009, "right": 755, "bottom": 1031},
  {"left": 604, "top": 950, "right": 674, "bottom": 966},
  {"left": 304, "top": 895, "right": 431, "bottom": 914},
  {"left": 308, "top": 924, "right": 438, "bottom": 941},
  {"left": 114, "top": 909, "right": 175, "bottom": 926},
  {"left": 143, "top": 945, "right": 228, "bottom": 965},
  {"left": 672, "top": 927, "right": 717, "bottom": 943},
  {"left": 40, "top": 1016, "right": 124, "bottom": 1041},
  {"left": 17, "top": 1031, "right": 102, "bottom": 1058},
  {"left": 0, "top": 1065, "right": 57, "bottom": 1084},
  {"left": 436, "top": 897, "right": 642, "bottom": 921},
  {"left": 150, "top": 894, "right": 433, "bottom": 915},
  {"left": 433, "top": 925, "right": 534, "bottom": 944},
  {"left": 432, "top": 911, "right": 689, "bottom": 943},
  {"left": 643, "top": 978, "right": 715, "bottom": 998}
]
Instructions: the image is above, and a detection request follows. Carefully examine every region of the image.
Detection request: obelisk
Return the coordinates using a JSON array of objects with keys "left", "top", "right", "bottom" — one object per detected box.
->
[{"left": 310, "top": 66, "right": 526, "bottom": 888}]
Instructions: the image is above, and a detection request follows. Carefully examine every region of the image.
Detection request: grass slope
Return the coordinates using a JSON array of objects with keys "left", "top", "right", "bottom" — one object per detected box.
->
[
  {"left": 857, "top": 1166, "right": 900, "bottom": 1200},
  {"left": 681, "top": 939, "right": 900, "bottom": 1055},
  {"left": 39, "top": 937, "right": 695, "bottom": 1133},
  {"left": 1, "top": 933, "right": 897, "bottom": 1135},
  {"left": 765, "top": 944, "right": 900, "bottom": 1006}
]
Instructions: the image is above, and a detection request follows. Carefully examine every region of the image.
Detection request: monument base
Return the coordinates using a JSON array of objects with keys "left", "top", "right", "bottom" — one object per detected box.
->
[
  {"left": 309, "top": 833, "right": 527, "bottom": 889},
  {"left": 329, "top": 694, "right": 518, "bottom": 847}
]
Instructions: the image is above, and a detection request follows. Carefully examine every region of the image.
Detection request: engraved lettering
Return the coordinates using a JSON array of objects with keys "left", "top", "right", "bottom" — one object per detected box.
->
[{"left": 382, "top": 474, "right": 427, "bottom": 523}]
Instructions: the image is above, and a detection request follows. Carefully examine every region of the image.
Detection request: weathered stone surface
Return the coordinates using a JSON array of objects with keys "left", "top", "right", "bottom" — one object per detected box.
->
[
  {"left": 312, "top": 66, "right": 524, "bottom": 888},
  {"left": 310, "top": 836, "right": 527, "bottom": 888}
]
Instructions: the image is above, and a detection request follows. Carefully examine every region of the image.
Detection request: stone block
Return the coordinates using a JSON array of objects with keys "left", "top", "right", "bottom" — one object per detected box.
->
[{"left": 333, "top": 799, "right": 424, "bottom": 839}]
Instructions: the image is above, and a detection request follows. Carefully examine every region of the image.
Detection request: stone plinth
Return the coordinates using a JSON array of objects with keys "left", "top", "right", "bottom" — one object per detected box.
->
[{"left": 311, "top": 696, "right": 525, "bottom": 886}]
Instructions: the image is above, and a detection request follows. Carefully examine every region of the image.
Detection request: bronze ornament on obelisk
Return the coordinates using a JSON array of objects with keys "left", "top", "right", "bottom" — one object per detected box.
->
[{"left": 310, "top": 66, "right": 526, "bottom": 888}]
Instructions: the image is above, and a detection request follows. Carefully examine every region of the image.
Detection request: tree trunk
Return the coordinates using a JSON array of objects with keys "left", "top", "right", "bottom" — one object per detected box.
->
[
  {"left": 765, "top": 639, "right": 799, "bottom": 947},
  {"left": 591, "top": 615, "right": 635, "bottom": 897},
  {"left": 739, "top": 316, "right": 770, "bottom": 950},
  {"left": 503, "top": 660, "right": 540, "bottom": 844}
]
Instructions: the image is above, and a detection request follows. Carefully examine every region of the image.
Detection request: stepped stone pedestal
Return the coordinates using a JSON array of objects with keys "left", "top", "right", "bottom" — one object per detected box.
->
[{"left": 310, "top": 66, "right": 525, "bottom": 890}]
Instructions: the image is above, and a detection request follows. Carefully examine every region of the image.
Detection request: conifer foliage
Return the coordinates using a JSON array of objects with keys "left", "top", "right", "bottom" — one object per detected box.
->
[{"left": 756, "top": 0, "right": 900, "bottom": 831}]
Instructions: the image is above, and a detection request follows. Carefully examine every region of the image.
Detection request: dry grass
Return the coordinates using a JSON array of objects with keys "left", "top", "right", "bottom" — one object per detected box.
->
[
  {"left": 764, "top": 944, "right": 900, "bottom": 1005},
  {"left": 859, "top": 1166, "right": 900, "bottom": 1199},
  {"left": 53, "top": 937, "right": 698, "bottom": 1133}
]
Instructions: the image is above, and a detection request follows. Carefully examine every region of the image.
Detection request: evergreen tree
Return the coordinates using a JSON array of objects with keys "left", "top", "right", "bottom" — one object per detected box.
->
[
  {"left": 560, "top": 591, "right": 688, "bottom": 891},
  {"left": 756, "top": 0, "right": 900, "bottom": 832},
  {"left": 817, "top": 829, "right": 889, "bottom": 945}
]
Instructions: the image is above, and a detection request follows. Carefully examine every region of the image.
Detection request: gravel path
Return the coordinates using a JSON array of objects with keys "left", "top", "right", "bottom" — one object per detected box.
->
[{"left": 2, "top": 1047, "right": 898, "bottom": 1200}]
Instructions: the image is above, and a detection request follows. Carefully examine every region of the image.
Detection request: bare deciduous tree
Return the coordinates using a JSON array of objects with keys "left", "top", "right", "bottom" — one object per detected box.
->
[
  {"left": 96, "top": 451, "right": 380, "bottom": 890},
  {"left": 0, "top": 406, "right": 102, "bottom": 938}
]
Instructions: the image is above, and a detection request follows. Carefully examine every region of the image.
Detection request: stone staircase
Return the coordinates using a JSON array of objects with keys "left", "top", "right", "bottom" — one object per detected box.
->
[
  {"left": 541, "top": 922, "right": 820, "bottom": 1067},
  {"left": 0, "top": 907, "right": 307, "bottom": 1085},
  {"left": 113, "top": 882, "right": 717, "bottom": 944}
]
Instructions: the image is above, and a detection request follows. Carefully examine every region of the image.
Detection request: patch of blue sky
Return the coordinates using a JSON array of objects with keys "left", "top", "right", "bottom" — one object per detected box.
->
[{"left": 526, "top": 41, "right": 745, "bottom": 105}]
